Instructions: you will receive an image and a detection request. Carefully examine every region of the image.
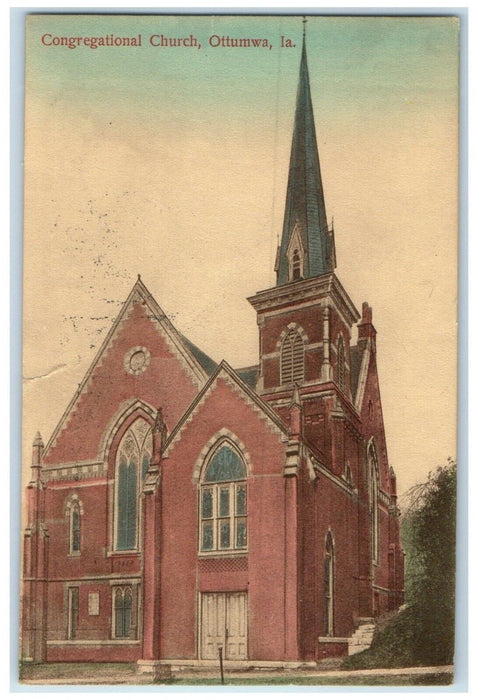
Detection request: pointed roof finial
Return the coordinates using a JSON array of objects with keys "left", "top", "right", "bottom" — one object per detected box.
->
[
  {"left": 137, "top": 273, "right": 141, "bottom": 281},
  {"left": 31, "top": 432, "right": 44, "bottom": 471},
  {"left": 302, "top": 15, "right": 307, "bottom": 39}
]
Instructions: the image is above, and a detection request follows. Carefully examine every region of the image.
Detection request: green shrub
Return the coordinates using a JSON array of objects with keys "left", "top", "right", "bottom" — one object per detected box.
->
[{"left": 344, "top": 460, "right": 456, "bottom": 670}]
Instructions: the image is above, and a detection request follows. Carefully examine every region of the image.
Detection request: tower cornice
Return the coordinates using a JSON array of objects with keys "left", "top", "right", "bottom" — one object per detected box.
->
[{"left": 248, "top": 273, "right": 360, "bottom": 327}]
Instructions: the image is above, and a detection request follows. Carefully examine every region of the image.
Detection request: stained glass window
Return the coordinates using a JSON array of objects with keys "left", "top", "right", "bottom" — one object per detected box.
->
[
  {"left": 369, "top": 450, "right": 380, "bottom": 564},
  {"left": 202, "top": 488, "right": 213, "bottom": 519},
  {"left": 114, "top": 587, "right": 133, "bottom": 639},
  {"left": 71, "top": 507, "right": 80, "bottom": 553},
  {"left": 68, "top": 587, "right": 79, "bottom": 640},
  {"left": 142, "top": 453, "right": 150, "bottom": 478},
  {"left": 199, "top": 444, "right": 247, "bottom": 553},
  {"left": 204, "top": 446, "right": 245, "bottom": 483},
  {"left": 236, "top": 518, "right": 247, "bottom": 549},
  {"left": 115, "top": 419, "right": 153, "bottom": 551},
  {"left": 324, "top": 533, "right": 334, "bottom": 636},
  {"left": 202, "top": 522, "right": 213, "bottom": 551},
  {"left": 117, "top": 457, "right": 137, "bottom": 550},
  {"left": 219, "top": 520, "right": 230, "bottom": 549},
  {"left": 236, "top": 485, "right": 246, "bottom": 516}
]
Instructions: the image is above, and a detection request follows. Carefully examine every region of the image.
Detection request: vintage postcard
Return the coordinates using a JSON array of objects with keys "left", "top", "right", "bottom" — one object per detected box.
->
[{"left": 20, "top": 13, "right": 459, "bottom": 687}]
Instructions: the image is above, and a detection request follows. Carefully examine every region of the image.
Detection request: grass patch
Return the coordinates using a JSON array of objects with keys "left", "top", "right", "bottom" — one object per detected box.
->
[{"left": 19, "top": 661, "right": 136, "bottom": 681}]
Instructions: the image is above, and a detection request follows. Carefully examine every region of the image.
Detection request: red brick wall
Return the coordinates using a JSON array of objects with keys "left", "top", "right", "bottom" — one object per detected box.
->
[
  {"left": 158, "top": 376, "right": 293, "bottom": 661},
  {"left": 298, "top": 467, "right": 361, "bottom": 659},
  {"left": 44, "top": 300, "right": 202, "bottom": 465}
]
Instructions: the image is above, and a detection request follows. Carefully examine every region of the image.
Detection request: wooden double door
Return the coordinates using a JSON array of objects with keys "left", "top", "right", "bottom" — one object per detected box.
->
[{"left": 200, "top": 592, "right": 247, "bottom": 660}]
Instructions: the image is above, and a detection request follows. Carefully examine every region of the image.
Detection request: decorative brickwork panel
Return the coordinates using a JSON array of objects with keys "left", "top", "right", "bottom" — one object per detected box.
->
[{"left": 198, "top": 557, "right": 248, "bottom": 573}]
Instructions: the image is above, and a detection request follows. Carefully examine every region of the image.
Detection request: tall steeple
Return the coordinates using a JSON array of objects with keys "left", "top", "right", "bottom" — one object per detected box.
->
[{"left": 275, "top": 22, "right": 336, "bottom": 285}]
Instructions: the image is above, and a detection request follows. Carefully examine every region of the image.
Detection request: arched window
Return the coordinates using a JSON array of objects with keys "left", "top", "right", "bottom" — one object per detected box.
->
[
  {"left": 281, "top": 328, "right": 305, "bottom": 385},
  {"left": 66, "top": 496, "right": 83, "bottom": 555},
  {"left": 368, "top": 443, "right": 380, "bottom": 564},
  {"left": 200, "top": 443, "right": 247, "bottom": 553},
  {"left": 337, "top": 336, "right": 345, "bottom": 391},
  {"left": 115, "top": 418, "right": 152, "bottom": 551},
  {"left": 324, "top": 532, "right": 335, "bottom": 636},
  {"left": 113, "top": 586, "right": 133, "bottom": 639},
  {"left": 71, "top": 504, "right": 81, "bottom": 553},
  {"left": 292, "top": 249, "right": 301, "bottom": 281},
  {"left": 287, "top": 223, "right": 304, "bottom": 281}
]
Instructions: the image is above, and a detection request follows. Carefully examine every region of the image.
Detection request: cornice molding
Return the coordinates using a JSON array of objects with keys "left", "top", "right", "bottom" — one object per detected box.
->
[{"left": 248, "top": 273, "right": 360, "bottom": 327}]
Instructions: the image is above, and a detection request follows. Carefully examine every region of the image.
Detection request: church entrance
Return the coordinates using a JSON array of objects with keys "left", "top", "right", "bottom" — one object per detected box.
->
[{"left": 200, "top": 592, "right": 247, "bottom": 660}]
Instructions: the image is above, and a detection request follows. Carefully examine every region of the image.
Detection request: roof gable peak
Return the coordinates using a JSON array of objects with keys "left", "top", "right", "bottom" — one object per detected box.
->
[{"left": 43, "top": 277, "right": 210, "bottom": 457}]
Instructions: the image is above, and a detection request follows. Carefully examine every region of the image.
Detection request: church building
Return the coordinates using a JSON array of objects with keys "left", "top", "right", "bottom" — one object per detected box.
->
[{"left": 21, "top": 35, "right": 404, "bottom": 670}]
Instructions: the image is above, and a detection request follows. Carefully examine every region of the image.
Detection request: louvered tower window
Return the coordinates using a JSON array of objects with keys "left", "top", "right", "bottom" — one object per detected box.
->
[{"left": 281, "top": 329, "right": 305, "bottom": 385}]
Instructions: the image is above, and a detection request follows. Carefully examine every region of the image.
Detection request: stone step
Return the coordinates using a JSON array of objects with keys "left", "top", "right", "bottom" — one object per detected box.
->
[{"left": 347, "top": 621, "right": 376, "bottom": 656}]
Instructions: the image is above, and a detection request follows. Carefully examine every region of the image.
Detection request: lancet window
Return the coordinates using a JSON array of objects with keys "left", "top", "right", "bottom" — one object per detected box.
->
[
  {"left": 115, "top": 418, "right": 152, "bottom": 551},
  {"left": 324, "top": 532, "right": 335, "bottom": 636}
]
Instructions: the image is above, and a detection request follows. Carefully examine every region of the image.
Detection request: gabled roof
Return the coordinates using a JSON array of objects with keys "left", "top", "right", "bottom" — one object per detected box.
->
[
  {"left": 163, "top": 360, "right": 289, "bottom": 458},
  {"left": 234, "top": 364, "right": 259, "bottom": 389},
  {"left": 43, "top": 277, "right": 212, "bottom": 456},
  {"left": 179, "top": 333, "right": 218, "bottom": 376}
]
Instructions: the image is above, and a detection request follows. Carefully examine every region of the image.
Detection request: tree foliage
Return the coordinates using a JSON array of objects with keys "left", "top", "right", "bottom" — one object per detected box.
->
[
  {"left": 344, "top": 459, "right": 456, "bottom": 669},
  {"left": 400, "top": 458, "right": 456, "bottom": 665}
]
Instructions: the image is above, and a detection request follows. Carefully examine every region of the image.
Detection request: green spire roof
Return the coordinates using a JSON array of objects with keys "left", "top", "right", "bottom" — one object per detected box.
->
[{"left": 276, "top": 33, "right": 336, "bottom": 285}]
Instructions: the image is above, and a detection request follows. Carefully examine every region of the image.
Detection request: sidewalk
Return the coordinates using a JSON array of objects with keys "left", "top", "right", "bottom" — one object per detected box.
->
[{"left": 19, "top": 661, "right": 454, "bottom": 686}]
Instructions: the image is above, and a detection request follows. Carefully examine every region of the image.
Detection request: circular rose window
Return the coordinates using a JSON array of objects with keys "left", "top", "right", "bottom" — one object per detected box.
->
[{"left": 124, "top": 346, "right": 151, "bottom": 375}]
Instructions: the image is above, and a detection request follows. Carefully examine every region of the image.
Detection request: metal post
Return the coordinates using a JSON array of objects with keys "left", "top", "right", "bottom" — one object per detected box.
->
[{"left": 218, "top": 645, "right": 225, "bottom": 685}]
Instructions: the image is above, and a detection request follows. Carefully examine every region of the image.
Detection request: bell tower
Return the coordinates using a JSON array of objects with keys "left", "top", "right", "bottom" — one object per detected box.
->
[{"left": 248, "top": 23, "right": 360, "bottom": 468}]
